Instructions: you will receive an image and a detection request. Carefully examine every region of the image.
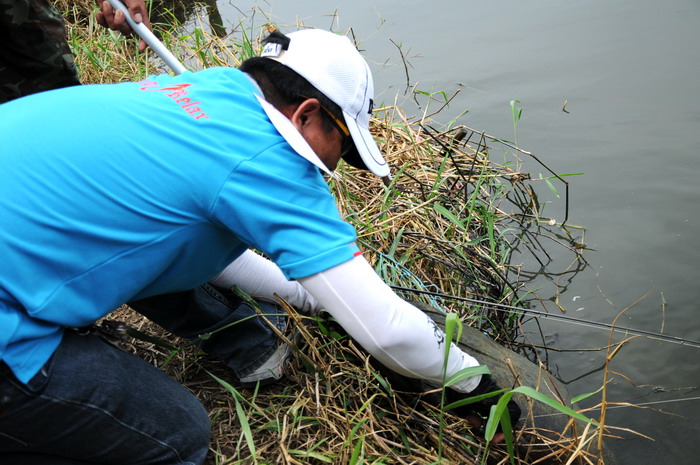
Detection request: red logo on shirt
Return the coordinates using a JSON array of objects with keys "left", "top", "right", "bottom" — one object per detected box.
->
[{"left": 138, "top": 79, "right": 209, "bottom": 121}]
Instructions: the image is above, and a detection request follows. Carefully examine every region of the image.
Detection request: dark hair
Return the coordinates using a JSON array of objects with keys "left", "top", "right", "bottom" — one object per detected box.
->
[{"left": 239, "top": 56, "right": 339, "bottom": 135}]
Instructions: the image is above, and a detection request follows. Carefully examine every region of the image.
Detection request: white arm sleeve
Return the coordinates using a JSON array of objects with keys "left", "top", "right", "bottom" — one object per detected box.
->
[
  {"left": 298, "top": 255, "right": 482, "bottom": 393},
  {"left": 210, "top": 249, "right": 321, "bottom": 314}
]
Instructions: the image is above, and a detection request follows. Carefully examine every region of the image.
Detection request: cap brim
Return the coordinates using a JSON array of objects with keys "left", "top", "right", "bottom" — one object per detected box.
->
[{"left": 342, "top": 110, "right": 390, "bottom": 178}]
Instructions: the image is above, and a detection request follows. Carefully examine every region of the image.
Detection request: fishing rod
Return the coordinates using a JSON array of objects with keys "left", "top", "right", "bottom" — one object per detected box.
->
[
  {"left": 391, "top": 285, "right": 700, "bottom": 349},
  {"left": 107, "top": 0, "right": 187, "bottom": 75}
]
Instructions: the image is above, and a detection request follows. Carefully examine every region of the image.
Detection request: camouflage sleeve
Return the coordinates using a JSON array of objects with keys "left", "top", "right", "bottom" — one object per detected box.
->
[{"left": 0, "top": 0, "right": 80, "bottom": 103}]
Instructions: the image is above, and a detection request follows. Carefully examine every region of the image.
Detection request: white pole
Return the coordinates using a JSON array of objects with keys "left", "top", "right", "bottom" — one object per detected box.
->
[{"left": 107, "top": 0, "right": 188, "bottom": 75}]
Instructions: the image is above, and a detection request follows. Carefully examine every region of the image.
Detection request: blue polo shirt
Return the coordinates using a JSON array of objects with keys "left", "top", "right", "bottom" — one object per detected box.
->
[{"left": 0, "top": 67, "right": 359, "bottom": 383}]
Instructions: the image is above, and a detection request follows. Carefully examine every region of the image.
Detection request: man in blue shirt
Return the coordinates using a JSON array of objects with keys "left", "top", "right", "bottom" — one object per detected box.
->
[{"left": 0, "top": 29, "right": 517, "bottom": 464}]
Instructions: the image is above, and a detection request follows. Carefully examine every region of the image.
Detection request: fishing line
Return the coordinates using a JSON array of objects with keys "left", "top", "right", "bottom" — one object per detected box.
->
[
  {"left": 391, "top": 285, "right": 700, "bottom": 349},
  {"left": 532, "top": 395, "right": 700, "bottom": 418}
]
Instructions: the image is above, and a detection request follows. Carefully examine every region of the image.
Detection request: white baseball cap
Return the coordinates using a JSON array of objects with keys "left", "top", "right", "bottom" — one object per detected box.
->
[{"left": 260, "top": 29, "right": 390, "bottom": 179}]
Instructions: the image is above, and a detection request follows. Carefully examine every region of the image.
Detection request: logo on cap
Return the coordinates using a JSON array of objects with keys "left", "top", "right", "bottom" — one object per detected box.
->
[{"left": 261, "top": 43, "right": 283, "bottom": 57}]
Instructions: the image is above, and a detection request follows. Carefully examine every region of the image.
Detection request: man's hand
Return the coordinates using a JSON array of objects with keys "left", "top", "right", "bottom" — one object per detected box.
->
[
  {"left": 95, "top": 0, "right": 151, "bottom": 52},
  {"left": 444, "top": 375, "right": 521, "bottom": 443},
  {"left": 372, "top": 361, "right": 520, "bottom": 443}
]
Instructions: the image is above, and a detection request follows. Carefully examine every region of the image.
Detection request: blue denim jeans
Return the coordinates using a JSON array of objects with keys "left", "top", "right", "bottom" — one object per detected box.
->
[
  {"left": 0, "top": 284, "right": 286, "bottom": 464},
  {"left": 0, "top": 331, "right": 210, "bottom": 464},
  {"left": 129, "top": 283, "right": 287, "bottom": 379}
]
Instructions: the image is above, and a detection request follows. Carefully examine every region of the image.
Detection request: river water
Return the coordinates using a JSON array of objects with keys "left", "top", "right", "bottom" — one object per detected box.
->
[{"left": 176, "top": 0, "right": 700, "bottom": 462}]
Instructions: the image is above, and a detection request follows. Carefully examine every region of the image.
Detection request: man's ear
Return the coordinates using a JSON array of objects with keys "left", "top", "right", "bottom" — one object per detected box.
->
[{"left": 290, "top": 99, "right": 323, "bottom": 132}]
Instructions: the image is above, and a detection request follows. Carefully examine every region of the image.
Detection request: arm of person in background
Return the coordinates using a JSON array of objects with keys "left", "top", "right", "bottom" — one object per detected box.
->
[{"left": 94, "top": 0, "right": 151, "bottom": 52}]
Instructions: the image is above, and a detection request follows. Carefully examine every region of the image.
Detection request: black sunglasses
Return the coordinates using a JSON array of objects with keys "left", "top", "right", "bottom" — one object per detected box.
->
[
  {"left": 299, "top": 95, "right": 354, "bottom": 157},
  {"left": 319, "top": 107, "right": 354, "bottom": 157}
]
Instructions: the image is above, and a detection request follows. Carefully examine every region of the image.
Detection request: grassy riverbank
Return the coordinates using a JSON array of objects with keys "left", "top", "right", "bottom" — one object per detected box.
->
[{"left": 54, "top": 1, "right": 616, "bottom": 463}]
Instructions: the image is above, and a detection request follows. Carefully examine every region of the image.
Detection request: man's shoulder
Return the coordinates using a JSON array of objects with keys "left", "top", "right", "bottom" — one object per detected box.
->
[{"left": 174, "top": 67, "right": 253, "bottom": 92}]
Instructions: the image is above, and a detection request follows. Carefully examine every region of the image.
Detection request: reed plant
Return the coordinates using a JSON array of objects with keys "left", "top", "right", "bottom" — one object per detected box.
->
[{"left": 53, "top": 1, "right": 614, "bottom": 463}]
